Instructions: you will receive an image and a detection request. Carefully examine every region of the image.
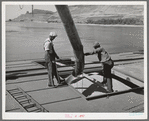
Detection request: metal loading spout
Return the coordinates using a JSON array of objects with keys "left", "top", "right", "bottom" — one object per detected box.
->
[{"left": 55, "top": 5, "right": 84, "bottom": 76}]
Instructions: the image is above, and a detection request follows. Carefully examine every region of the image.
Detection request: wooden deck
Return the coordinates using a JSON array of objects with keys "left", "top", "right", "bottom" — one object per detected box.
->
[{"left": 5, "top": 52, "right": 144, "bottom": 113}]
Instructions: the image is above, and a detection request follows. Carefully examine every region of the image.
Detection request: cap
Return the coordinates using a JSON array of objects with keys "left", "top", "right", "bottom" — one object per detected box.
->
[
  {"left": 93, "top": 42, "right": 100, "bottom": 48},
  {"left": 49, "top": 32, "right": 57, "bottom": 37}
]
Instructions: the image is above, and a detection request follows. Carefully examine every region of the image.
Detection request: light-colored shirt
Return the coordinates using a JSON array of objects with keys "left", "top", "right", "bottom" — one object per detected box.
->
[
  {"left": 44, "top": 38, "right": 53, "bottom": 53},
  {"left": 43, "top": 38, "right": 59, "bottom": 62},
  {"left": 91, "top": 47, "right": 111, "bottom": 62}
]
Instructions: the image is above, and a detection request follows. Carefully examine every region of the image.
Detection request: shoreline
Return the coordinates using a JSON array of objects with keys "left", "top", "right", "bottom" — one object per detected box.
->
[
  {"left": 6, "top": 21, "right": 144, "bottom": 27},
  {"left": 77, "top": 23, "right": 143, "bottom": 27}
]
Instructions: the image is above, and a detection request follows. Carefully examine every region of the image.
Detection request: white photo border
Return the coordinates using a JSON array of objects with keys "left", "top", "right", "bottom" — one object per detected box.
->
[{"left": 2, "top": 1, "right": 147, "bottom": 120}]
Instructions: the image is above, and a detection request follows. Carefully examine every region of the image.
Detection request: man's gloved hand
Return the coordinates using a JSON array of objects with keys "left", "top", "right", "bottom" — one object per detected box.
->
[
  {"left": 57, "top": 56, "right": 60, "bottom": 59},
  {"left": 57, "top": 57, "right": 63, "bottom": 61},
  {"left": 84, "top": 52, "right": 90, "bottom": 56}
]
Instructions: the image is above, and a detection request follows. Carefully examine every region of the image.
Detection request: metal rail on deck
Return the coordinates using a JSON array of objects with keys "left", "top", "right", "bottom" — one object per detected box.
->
[{"left": 86, "top": 86, "right": 144, "bottom": 101}]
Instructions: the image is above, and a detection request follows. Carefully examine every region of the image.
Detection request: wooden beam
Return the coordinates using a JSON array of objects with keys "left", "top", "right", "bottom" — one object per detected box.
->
[{"left": 55, "top": 5, "right": 84, "bottom": 76}]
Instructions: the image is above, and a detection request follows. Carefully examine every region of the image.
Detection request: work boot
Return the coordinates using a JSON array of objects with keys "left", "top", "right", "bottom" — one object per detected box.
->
[
  {"left": 58, "top": 81, "right": 67, "bottom": 86},
  {"left": 48, "top": 80, "right": 55, "bottom": 87},
  {"left": 101, "top": 81, "right": 107, "bottom": 87},
  {"left": 59, "top": 78, "right": 67, "bottom": 85},
  {"left": 106, "top": 89, "right": 114, "bottom": 93},
  {"left": 48, "top": 84, "right": 55, "bottom": 88}
]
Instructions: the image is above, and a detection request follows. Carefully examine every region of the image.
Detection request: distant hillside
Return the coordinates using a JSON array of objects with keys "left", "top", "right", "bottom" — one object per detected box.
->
[
  {"left": 10, "top": 5, "right": 144, "bottom": 25},
  {"left": 11, "top": 9, "right": 55, "bottom": 22},
  {"left": 32, "top": 9, "right": 54, "bottom": 14}
]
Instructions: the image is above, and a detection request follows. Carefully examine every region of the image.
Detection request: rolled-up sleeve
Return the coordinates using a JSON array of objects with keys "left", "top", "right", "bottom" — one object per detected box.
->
[
  {"left": 93, "top": 47, "right": 102, "bottom": 54},
  {"left": 45, "top": 42, "right": 53, "bottom": 53}
]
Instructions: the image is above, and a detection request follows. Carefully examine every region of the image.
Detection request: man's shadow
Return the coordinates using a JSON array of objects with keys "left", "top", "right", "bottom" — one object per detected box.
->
[
  {"left": 82, "top": 74, "right": 144, "bottom": 97},
  {"left": 6, "top": 72, "right": 26, "bottom": 80},
  {"left": 82, "top": 83, "right": 107, "bottom": 97}
]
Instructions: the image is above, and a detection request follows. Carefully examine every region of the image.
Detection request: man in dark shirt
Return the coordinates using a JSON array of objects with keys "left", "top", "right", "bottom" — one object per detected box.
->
[
  {"left": 44, "top": 32, "right": 64, "bottom": 87},
  {"left": 84, "top": 42, "right": 114, "bottom": 92}
]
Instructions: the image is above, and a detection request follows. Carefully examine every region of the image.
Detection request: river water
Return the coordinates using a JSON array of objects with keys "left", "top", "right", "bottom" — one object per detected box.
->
[{"left": 6, "top": 22, "right": 143, "bottom": 62}]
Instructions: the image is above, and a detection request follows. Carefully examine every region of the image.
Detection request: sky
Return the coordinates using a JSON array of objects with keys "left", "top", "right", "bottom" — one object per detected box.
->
[
  {"left": 4, "top": 2, "right": 146, "bottom": 20},
  {"left": 6, "top": 5, "right": 56, "bottom": 20}
]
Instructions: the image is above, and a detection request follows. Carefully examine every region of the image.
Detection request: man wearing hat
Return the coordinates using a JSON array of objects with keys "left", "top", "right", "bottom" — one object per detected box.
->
[
  {"left": 43, "top": 32, "right": 64, "bottom": 87},
  {"left": 84, "top": 42, "right": 114, "bottom": 92}
]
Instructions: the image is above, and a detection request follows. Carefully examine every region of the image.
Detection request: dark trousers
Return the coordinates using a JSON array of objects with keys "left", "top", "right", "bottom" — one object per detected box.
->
[
  {"left": 46, "top": 61, "right": 61, "bottom": 85},
  {"left": 102, "top": 59, "right": 114, "bottom": 92}
]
